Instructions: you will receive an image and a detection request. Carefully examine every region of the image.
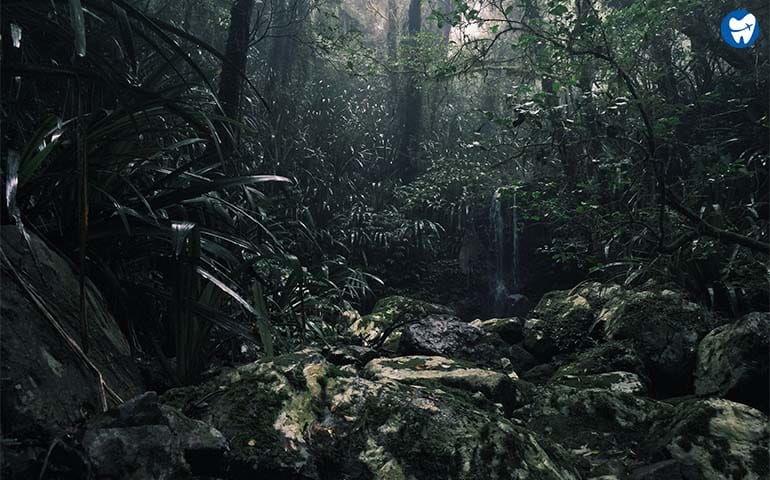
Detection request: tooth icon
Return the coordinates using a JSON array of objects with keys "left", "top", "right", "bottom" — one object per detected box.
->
[{"left": 729, "top": 13, "right": 756, "bottom": 44}]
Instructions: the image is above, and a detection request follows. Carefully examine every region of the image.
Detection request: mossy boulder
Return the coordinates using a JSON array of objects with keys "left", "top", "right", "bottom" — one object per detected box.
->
[
  {"left": 553, "top": 340, "right": 650, "bottom": 387},
  {"left": 521, "top": 283, "right": 624, "bottom": 362},
  {"left": 162, "top": 348, "right": 328, "bottom": 477},
  {"left": 470, "top": 317, "right": 525, "bottom": 344},
  {"left": 362, "top": 356, "right": 524, "bottom": 414},
  {"left": 348, "top": 296, "right": 455, "bottom": 348},
  {"left": 400, "top": 315, "right": 536, "bottom": 372},
  {"left": 82, "top": 392, "right": 228, "bottom": 479},
  {"left": 570, "top": 282, "right": 624, "bottom": 310},
  {"left": 598, "top": 289, "right": 720, "bottom": 396},
  {"left": 163, "top": 349, "right": 580, "bottom": 480},
  {"left": 694, "top": 312, "right": 769, "bottom": 412},
  {"left": 551, "top": 371, "right": 648, "bottom": 396},
  {"left": 525, "top": 292, "right": 597, "bottom": 360},
  {"left": 514, "top": 384, "right": 672, "bottom": 478},
  {"left": 650, "top": 398, "right": 769, "bottom": 480},
  {"left": 0, "top": 227, "right": 144, "bottom": 438}
]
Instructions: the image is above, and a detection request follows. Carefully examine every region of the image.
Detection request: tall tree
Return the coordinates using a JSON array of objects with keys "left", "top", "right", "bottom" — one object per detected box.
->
[
  {"left": 217, "top": 0, "right": 255, "bottom": 173},
  {"left": 396, "top": 0, "right": 423, "bottom": 181}
]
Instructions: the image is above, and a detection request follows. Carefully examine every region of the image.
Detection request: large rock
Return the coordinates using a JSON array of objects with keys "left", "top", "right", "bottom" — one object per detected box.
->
[
  {"left": 399, "top": 315, "right": 536, "bottom": 372},
  {"left": 399, "top": 314, "right": 482, "bottom": 355},
  {"left": 650, "top": 398, "right": 769, "bottom": 480},
  {"left": 598, "top": 289, "right": 719, "bottom": 396},
  {"left": 629, "top": 460, "right": 702, "bottom": 480},
  {"left": 163, "top": 349, "right": 580, "bottom": 480},
  {"left": 363, "top": 356, "right": 524, "bottom": 414},
  {"left": 83, "top": 392, "right": 228, "bottom": 479},
  {"left": 323, "top": 345, "right": 378, "bottom": 368},
  {"left": 525, "top": 291, "right": 597, "bottom": 359},
  {"left": 0, "top": 226, "right": 144, "bottom": 438},
  {"left": 551, "top": 371, "right": 648, "bottom": 396},
  {"left": 514, "top": 384, "right": 672, "bottom": 478},
  {"left": 83, "top": 426, "right": 188, "bottom": 479},
  {"left": 521, "top": 282, "right": 623, "bottom": 361},
  {"left": 348, "top": 296, "right": 454, "bottom": 348},
  {"left": 470, "top": 317, "right": 525, "bottom": 344},
  {"left": 694, "top": 312, "right": 769, "bottom": 412},
  {"left": 553, "top": 340, "right": 650, "bottom": 388}
]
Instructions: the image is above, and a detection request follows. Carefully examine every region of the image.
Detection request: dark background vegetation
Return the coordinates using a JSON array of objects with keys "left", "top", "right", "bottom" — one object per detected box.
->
[{"left": 1, "top": 0, "right": 768, "bottom": 384}]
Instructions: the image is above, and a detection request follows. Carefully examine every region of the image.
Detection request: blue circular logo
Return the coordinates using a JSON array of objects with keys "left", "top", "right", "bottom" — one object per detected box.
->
[{"left": 721, "top": 10, "right": 760, "bottom": 48}]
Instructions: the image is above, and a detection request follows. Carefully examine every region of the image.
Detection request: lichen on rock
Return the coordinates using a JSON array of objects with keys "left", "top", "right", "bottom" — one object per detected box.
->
[
  {"left": 348, "top": 296, "right": 455, "bottom": 348},
  {"left": 650, "top": 398, "right": 769, "bottom": 480},
  {"left": 163, "top": 348, "right": 580, "bottom": 479}
]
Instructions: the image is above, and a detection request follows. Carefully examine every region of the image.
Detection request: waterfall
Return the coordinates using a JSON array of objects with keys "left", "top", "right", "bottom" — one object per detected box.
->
[
  {"left": 490, "top": 188, "right": 523, "bottom": 316},
  {"left": 511, "top": 190, "right": 519, "bottom": 293},
  {"left": 490, "top": 188, "right": 509, "bottom": 314}
]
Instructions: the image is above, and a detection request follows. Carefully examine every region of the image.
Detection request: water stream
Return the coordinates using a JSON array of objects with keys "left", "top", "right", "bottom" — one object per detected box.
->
[{"left": 490, "top": 188, "right": 521, "bottom": 314}]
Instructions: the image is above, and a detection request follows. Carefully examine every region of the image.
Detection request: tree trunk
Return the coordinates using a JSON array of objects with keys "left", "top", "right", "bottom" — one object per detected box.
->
[
  {"left": 397, "top": 0, "right": 422, "bottom": 182},
  {"left": 217, "top": 0, "right": 255, "bottom": 173}
]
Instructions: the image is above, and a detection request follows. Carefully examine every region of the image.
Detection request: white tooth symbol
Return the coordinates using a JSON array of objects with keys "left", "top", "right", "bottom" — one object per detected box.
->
[{"left": 729, "top": 13, "right": 756, "bottom": 44}]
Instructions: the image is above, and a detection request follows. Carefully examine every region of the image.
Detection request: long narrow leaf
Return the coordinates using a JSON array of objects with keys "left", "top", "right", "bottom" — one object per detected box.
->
[
  {"left": 149, "top": 175, "right": 291, "bottom": 209},
  {"left": 111, "top": 2, "right": 136, "bottom": 71},
  {"left": 68, "top": 0, "right": 87, "bottom": 56},
  {"left": 195, "top": 267, "right": 273, "bottom": 359},
  {"left": 252, "top": 282, "right": 273, "bottom": 359}
]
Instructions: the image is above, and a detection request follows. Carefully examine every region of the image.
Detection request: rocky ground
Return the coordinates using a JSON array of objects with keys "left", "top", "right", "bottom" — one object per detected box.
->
[{"left": 2, "top": 228, "right": 769, "bottom": 479}]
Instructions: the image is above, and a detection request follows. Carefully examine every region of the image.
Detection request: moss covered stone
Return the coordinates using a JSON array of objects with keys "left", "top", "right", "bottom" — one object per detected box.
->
[
  {"left": 526, "top": 291, "right": 597, "bottom": 359},
  {"left": 163, "top": 348, "right": 579, "bottom": 479},
  {"left": 470, "top": 317, "right": 525, "bottom": 344},
  {"left": 349, "top": 296, "right": 455, "bottom": 347},
  {"left": 552, "top": 340, "right": 650, "bottom": 390},
  {"left": 694, "top": 312, "right": 769, "bottom": 412},
  {"left": 363, "top": 356, "right": 523, "bottom": 414},
  {"left": 598, "top": 289, "right": 720, "bottom": 396},
  {"left": 514, "top": 384, "right": 672, "bottom": 478},
  {"left": 650, "top": 398, "right": 769, "bottom": 480},
  {"left": 551, "top": 371, "right": 647, "bottom": 395}
]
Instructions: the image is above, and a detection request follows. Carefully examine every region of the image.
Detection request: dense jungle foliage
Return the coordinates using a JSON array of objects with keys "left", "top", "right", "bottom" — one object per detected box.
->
[{"left": 1, "top": 0, "right": 768, "bottom": 386}]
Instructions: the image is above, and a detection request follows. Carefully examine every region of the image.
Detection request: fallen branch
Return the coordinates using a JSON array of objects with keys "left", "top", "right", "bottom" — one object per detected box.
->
[
  {"left": 0, "top": 249, "right": 124, "bottom": 411},
  {"left": 665, "top": 191, "right": 769, "bottom": 254}
]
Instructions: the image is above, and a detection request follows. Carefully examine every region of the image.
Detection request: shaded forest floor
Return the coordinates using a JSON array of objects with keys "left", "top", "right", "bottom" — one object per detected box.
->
[{"left": 2, "top": 225, "right": 768, "bottom": 480}]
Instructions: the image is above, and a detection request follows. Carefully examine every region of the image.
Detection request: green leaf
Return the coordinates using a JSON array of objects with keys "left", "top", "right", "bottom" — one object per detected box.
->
[
  {"left": 68, "top": 0, "right": 87, "bottom": 56},
  {"left": 195, "top": 267, "right": 273, "bottom": 358},
  {"left": 111, "top": 2, "right": 136, "bottom": 70},
  {"left": 549, "top": 5, "right": 569, "bottom": 16},
  {"left": 149, "top": 175, "right": 292, "bottom": 209},
  {"left": 252, "top": 282, "right": 274, "bottom": 359}
]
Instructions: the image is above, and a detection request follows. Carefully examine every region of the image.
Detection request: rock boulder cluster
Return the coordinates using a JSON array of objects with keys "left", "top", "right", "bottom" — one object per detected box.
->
[{"left": 2, "top": 234, "right": 767, "bottom": 480}]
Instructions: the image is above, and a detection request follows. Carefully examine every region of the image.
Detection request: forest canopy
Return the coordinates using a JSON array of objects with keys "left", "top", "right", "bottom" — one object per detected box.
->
[{"left": 1, "top": 0, "right": 768, "bottom": 378}]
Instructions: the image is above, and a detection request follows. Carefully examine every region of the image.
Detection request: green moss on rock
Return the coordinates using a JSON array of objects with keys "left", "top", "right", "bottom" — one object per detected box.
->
[
  {"left": 162, "top": 348, "right": 579, "bottom": 480},
  {"left": 553, "top": 340, "right": 649, "bottom": 386},
  {"left": 349, "top": 296, "right": 455, "bottom": 347},
  {"left": 650, "top": 398, "right": 769, "bottom": 480}
]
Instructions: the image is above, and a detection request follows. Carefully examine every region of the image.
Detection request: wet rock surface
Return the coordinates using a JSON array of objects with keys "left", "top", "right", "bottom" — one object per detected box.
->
[
  {"left": 551, "top": 371, "right": 648, "bottom": 396},
  {"left": 598, "top": 289, "right": 720, "bottom": 396},
  {"left": 347, "top": 296, "right": 455, "bottom": 349},
  {"left": 514, "top": 384, "right": 673, "bottom": 477},
  {"left": 4, "top": 283, "right": 769, "bottom": 479},
  {"left": 693, "top": 312, "right": 769, "bottom": 412},
  {"left": 469, "top": 316, "right": 525, "bottom": 344},
  {"left": 362, "top": 355, "right": 524, "bottom": 414},
  {"left": 399, "top": 314, "right": 537, "bottom": 372},
  {"left": 0, "top": 227, "right": 145, "bottom": 438},
  {"left": 650, "top": 398, "right": 769, "bottom": 480},
  {"left": 161, "top": 349, "right": 579, "bottom": 480}
]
